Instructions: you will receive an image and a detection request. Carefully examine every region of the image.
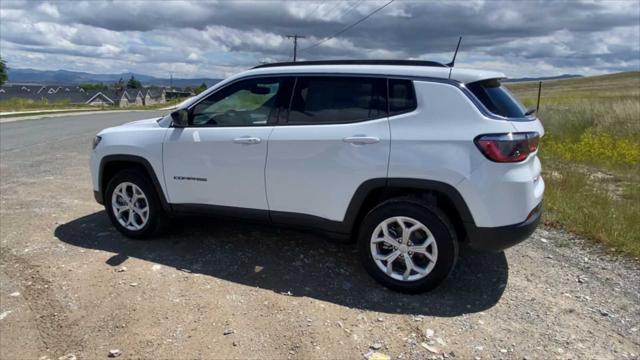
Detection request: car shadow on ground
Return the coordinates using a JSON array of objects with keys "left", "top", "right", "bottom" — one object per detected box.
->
[{"left": 55, "top": 211, "right": 508, "bottom": 317}]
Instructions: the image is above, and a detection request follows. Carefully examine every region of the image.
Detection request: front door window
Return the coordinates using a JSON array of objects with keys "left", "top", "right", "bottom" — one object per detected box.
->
[{"left": 191, "top": 78, "right": 282, "bottom": 126}]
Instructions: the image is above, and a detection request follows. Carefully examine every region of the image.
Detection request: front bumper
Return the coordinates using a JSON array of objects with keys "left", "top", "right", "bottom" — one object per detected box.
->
[
  {"left": 466, "top": 202, "right": 542, "bottom": 252},
  {"left": 94, "top": 190, "right": 104, "bottom": 205}
]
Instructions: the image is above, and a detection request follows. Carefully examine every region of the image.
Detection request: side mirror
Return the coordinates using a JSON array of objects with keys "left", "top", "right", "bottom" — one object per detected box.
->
[{"left": 171, "top": 109, "right": 189, "bottom": 127}]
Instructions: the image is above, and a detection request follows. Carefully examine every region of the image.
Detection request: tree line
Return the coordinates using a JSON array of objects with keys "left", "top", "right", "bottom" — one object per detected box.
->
[
  {"left": 0, "top": 57, "right": 208, "bottom": 95},
  {"left": 0, "top": 57, "right": 7, "bottom": 86},
  {"left": 80, "top": 77, "right": 208, "bottom": 94}
]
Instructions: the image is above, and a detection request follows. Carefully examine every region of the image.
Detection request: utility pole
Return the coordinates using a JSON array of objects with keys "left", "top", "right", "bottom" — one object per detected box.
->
[
  {"left": 286, "top": 34, "right": 306, "bottom": 62},
  {"left": 169, "top": 72, "right": 173, "bottom": 90}
]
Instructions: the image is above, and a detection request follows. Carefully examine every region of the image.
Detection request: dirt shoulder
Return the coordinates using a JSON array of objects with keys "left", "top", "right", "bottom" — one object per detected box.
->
[{"left": 0, "top": 113, "right": 638, "bottom": 359}]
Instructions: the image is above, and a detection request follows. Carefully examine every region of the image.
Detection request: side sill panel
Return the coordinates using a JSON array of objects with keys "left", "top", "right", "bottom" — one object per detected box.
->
[
  {"left": 172, "top": 204, "right": 349, "bottom": 240},
  {"left": 172, "top": 204, "right": 269, "bottom": 222}
]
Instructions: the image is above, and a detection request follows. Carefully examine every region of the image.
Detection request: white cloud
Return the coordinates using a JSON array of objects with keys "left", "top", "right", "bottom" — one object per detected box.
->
[
  {"left": 35, "top": 2, "right": 59, "bottom": 18},
  {"left": 0, "top": 0, "right": 637, "bottom": 79}
]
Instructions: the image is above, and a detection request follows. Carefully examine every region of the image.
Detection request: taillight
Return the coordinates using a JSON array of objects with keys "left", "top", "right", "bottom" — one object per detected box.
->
[{"left": 474, "top": 132, "right": 540, "bottom": 163}]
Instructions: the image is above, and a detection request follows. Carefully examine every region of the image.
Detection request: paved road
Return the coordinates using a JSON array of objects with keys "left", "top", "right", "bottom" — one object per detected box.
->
[
  {"left": 0, "top": 111, "right": 166, "bottom": 152},
  {"left": 0, "top": 112, "right": 638, "bottom": 359}
]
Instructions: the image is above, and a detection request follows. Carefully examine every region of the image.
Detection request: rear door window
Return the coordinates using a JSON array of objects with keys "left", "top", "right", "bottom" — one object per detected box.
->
[
  {"left": 288, "top": 76, "right": 387, "bottom": 124},
  {"left": 467, "top": 79, "right": 527, "bottom": 118}
]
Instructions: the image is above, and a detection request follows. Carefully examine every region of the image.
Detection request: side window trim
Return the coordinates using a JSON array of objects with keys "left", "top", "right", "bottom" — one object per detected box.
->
[
  {"left": 270, "top": 76, "right": 295, "bottom": 126},
  {"left": 279, "top": 76, "right": 298, "bottom": 125},
  {"left": 386, "top": 78, "right": 391, "bottom": 117},
  {"left": 282, "top": 75, "right": 389, "bottom": 126},
  {"left": 178, "top": 73, "right": 420, "bottom": 127}
]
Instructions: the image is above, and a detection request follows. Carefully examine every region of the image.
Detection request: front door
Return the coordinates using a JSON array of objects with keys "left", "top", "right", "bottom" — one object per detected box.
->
[{"left": 163, "top": 76, "right": 291, "bottom": 211}]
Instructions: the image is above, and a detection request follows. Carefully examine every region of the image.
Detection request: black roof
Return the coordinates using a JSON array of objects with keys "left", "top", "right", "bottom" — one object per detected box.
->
[
  {"left": 252, "top": 59, "right": 447, "bottom": 69},
  {"left": 0, "top": 86, "right": 42, "bottom": 101},
  {"left": 101, "top": 90, "right": 125, "bottom": 102},
  {"left": 45, "top": 91, "right": 91, "bottom": 104}
]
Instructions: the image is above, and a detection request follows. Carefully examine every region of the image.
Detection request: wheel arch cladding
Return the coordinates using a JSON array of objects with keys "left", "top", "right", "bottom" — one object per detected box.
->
[
  {"left": 348, "top": 178, "right": 474, "bottom": 241},
  {"left": 99, "top": 155, "right": 171, "bottom": 212}
]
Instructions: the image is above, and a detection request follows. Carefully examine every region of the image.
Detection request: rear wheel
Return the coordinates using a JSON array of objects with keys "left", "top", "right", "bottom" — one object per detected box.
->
[
  {"left": 105, "top": 170, "right": 166, "bottom": 239},
  {"left": 358, "top": 197, "right": 458, "bottom": 293}
]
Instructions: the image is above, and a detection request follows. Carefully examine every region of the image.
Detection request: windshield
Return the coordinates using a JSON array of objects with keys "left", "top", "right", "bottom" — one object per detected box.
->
[{"left": 467, "top": 79, "right": 528, "bottom": 118}]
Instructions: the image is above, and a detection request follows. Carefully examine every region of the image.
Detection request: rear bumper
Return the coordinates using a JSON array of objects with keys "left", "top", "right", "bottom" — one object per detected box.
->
[{"left": 466, "top": 202, "right": 542, "bottom": 252}]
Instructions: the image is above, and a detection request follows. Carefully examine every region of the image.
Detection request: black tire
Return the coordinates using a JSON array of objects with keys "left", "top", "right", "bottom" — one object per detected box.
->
[
  {"left": 104, "top": 169, "right": 167, "bottom": 239},
  {"left": 357, "top": 197, "right": 458, "bottom": 293}
]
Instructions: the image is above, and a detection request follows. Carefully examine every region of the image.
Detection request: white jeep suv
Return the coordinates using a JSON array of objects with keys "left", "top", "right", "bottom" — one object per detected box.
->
[{"left": 90, "top": 60, "right": 544, "bottom": 293}]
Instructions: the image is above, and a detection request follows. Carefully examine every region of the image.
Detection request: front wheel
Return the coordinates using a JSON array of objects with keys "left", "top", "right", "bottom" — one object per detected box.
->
[
  {"left": 104, "top": 169, "right": 166, "bottom": 239},
  {"left": 358, "top": 198, "right": 458, "bottom": 293}
]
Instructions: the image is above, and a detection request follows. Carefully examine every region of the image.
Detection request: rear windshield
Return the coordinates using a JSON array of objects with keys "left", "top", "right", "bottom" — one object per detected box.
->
[{"left": 467, "top": 79, "right": 528, "bottom": 118}]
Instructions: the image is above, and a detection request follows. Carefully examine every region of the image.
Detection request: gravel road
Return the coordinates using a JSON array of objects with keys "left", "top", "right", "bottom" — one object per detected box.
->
[{"left": 1, "top": 112, "right": 638, "bottom": 359}]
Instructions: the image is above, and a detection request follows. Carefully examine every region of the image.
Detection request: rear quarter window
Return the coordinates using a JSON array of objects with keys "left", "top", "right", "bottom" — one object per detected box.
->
[
  {"left": 467, "top": 79, "right": 528, "bottom": 118},
  {"left": 388, "top": 79, "right": 417, "bottom": 116}
]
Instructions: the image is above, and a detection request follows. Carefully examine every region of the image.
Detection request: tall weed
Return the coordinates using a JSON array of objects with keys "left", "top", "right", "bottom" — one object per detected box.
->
[{"left": 509, "top": 72, "right": 640, "bottom": 257}]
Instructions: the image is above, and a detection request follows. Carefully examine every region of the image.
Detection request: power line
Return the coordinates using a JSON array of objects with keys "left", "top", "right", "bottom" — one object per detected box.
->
[
  {"left": 305, "top": 1, "right": 323, "bottom": 19},
  {"left": 300, "top": 0, "right": 395, "bottom": 52},
  {"left": 308, "top": 0, "right": 361, "bottom": 28},
  {"left": 286, "top": 34, "right": 307, "bottom": 62},
  {"left": 341, "top": 0, "right": 366, "bottom": 19},
  {"left": 320, "top": 0, "right": 348, "bottom": 20}
]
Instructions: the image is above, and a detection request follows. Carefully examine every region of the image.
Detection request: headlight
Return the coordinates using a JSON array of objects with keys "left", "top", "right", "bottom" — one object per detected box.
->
[{"left": 92, "top": 135, "right": 102, "bottom": 150}]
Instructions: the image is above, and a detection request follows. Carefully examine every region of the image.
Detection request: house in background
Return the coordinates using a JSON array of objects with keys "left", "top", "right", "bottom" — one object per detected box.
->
[
  {"left": 85, "top": 92, "right": 115, "bottom": 106},
  {"left": 166, "top": 89, "right": 194, "bottom": 99},
  {"left": 0, "top": 84, "right": 169, "bottom": 108},
  {"left": 96, "top": 89, "right": 151, "bottom": 108},
  {"left": 0, "top": 86, "right": 33, "bottom": 101},
  {"left": 144, "top": 88, "right": 166, "bottom": 105},
  {"left": 0, "top": 85, "right": 89, "bottom": 105},
  {"left": 44, "top": 90, "right": 91, "bottom": 105},
  {"left": 127, "top": 90, "right": 144, "bottom": 106},
  {"left": 101, "top": 90, "right": 131, "bottom": 107}
]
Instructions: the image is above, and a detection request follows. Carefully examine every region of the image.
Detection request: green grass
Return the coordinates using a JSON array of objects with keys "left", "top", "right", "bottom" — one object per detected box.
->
[
  {"left": 542, "top": 165, "right": 640, "bottom": 256},
  {"left": 0, "top": 97, "right": 186, "bottom": 113},
  {"left": 507, "top": 71, "right": 640, "bottom": 258},
  {"left": 0, "top": 109, "right": 102, "bottom": 119},
  {"left": 0, "top": 98, "right": 95, "bottom": 112},
  {"left": 129, "top": 97, "right": 186, "bottom": 110}
]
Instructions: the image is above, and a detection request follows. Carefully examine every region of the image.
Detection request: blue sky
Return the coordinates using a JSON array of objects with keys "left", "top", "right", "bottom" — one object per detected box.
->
[{"left": 1, "top": 0, "right": 639, "bottom": 79}]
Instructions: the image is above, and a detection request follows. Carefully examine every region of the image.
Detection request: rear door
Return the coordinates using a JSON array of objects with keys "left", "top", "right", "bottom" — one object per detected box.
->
[
  {"left": 265, "top": 76, "right": 390, "bottom": 225},
  {"left": 163, "top": 76, "right": 292, "bottom": 211}
]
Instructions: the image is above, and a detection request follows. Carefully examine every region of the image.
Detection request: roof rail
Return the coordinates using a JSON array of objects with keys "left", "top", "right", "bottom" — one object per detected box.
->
[{"left": 252, "top": 59, "right": 447, "bottom": 69}]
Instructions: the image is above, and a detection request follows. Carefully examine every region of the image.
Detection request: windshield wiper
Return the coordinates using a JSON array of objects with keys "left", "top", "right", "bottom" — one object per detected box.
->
[{"left": 524, "top": 108, "right": 536, "bottom": 116}]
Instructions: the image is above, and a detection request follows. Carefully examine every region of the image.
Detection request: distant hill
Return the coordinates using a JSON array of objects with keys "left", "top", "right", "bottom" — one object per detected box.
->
[
  {"left": 505, "top": 71, "right": 639, "bottom": 108},
  {"left": 6, "top": 68, "right": 222, "bottom": 87},
  {"left": 504, "top": 74, "right": 583, "bottom": 83},
  {"left": 7, "top": 67, "right": 585, "bottom": 86}
]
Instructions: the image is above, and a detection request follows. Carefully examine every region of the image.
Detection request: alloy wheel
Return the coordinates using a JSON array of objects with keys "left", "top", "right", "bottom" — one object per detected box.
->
[
  {"left": 370, "top": 216, "right": 438, "bottom": 281},
  {"left": 111, "top": 182, "right": 150, "bottom": 231}
]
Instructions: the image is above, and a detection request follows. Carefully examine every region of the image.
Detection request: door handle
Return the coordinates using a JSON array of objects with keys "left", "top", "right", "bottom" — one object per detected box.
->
[
  {"left": 343, "top": 135, "right": 380, "bottom": 145},
  {"left": 232, "top": 136, "right": 262, "bottom": 145}
]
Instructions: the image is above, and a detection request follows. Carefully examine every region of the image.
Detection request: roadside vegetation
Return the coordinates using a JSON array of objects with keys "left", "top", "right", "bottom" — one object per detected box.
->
[
  {"left": 0, "top": 97, "right": 186, "bottom": 114},
  {"left": 0, "top": 56, "right": 7, "bottom": 86},
  {"left": 508, "top": 72, "right": 640, "bottom": 257},
  {"left": 0, "top": 98, "right": 95, "bottom": 112}
]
